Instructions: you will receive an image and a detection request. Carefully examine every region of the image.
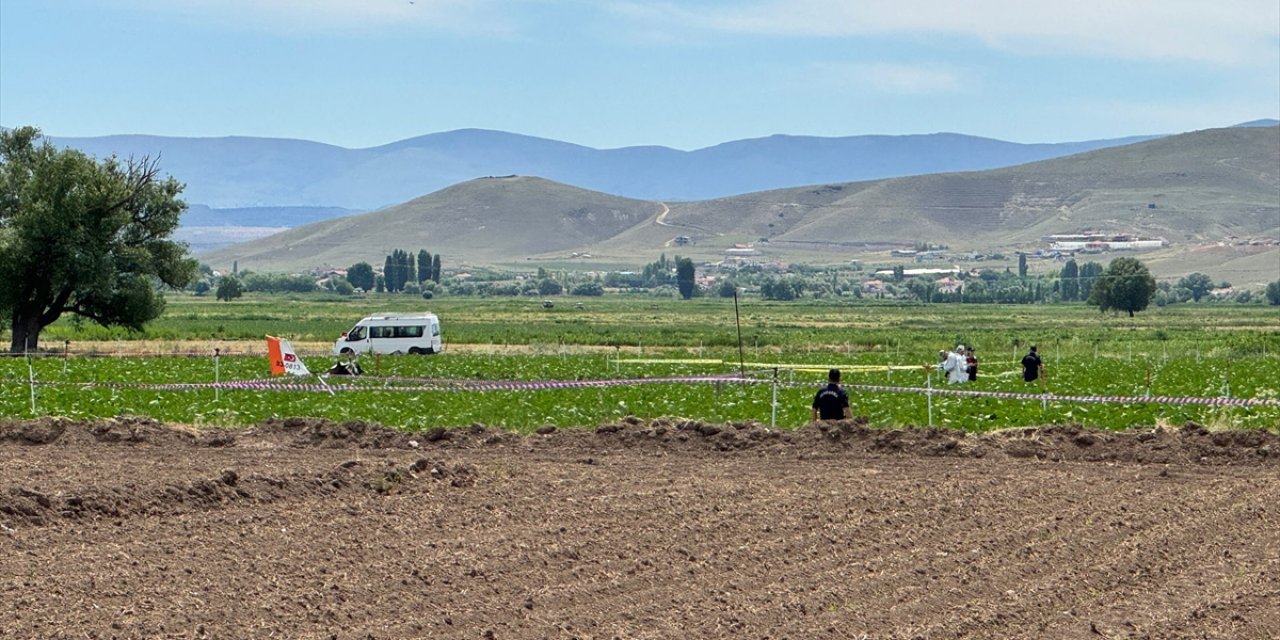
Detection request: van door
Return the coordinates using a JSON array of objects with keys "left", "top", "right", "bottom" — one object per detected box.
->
[{"left": 335, "top": 324, "right": 369, "bottom": 355}]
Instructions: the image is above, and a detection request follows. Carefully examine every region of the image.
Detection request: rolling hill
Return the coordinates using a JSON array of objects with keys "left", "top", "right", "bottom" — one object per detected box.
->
[
  {"left": 202, "top": 126, "right": 1280, "bottom": 283},
  {"left": 48, "top": 128, "right": 1163, "bottom": 210},
  {"left": 201, "top": 176, "right": 660, "bottom": 271},
  {"left": 656, "top": 125, "right": 1280, "bottom": 248}
]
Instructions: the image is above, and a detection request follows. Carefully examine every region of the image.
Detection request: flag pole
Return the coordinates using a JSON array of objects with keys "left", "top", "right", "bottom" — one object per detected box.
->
[
  {"left": 315, "top": 373, "right": 336, "bottom": 396},
  {"left": 214, "top": 347, "right": 221, "bottom": 403}
]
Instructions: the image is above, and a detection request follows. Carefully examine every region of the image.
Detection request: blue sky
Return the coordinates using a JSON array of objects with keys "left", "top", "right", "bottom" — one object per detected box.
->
[{"left": 2, "top": 0, "right": 1277, "bottom": 150}]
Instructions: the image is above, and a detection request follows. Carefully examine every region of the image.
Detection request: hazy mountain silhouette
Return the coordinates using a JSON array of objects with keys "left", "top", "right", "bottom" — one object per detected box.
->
[{"left": 47, "top": 128, "right": 1164, "bottom": 211}]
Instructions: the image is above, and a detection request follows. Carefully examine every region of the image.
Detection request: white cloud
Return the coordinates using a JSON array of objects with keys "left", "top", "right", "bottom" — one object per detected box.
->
[{"left": 609, "top": 0, "right": 1280, "bottom": 65}]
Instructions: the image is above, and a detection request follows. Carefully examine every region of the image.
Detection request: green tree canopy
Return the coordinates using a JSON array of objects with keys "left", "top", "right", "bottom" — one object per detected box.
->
[
  {"left": 570, "top": 282, "right": 604, "bottom": 296},
  {"left": 1177, "top": 272, "right": 1215, "bottom": 302},
  {"left": 1088, "top": 257, "right": 1156, "bottom": 317},
  {"left": 329, "top": 278, "right": 355, "bottom": 296},
  {"left": 0, "top": 127, "right": 197, "bottom": 352},
  {"left": 537, "top": 278, "right": 562, "bottom": 296},
  {"left": 346, "top": 262, "right": 375, "bottom": 291},
  {"left": 1078, "top": 261, "right": 1104, "bottom": 300},
  {"left": 1266, "top": 281, "right": 1280, "bottom": 305},
  {"left": 1059, "top": 259, "right": 1079, "bottom": 301},
  {"left": 382, "top": 255, "right": 398, "bottom": 292},
  {"left": 215, "top": 276, "right": 244, "bottom": 301},
  {"left": 675, "top": 256, "right": 696, "bottom": 299},
  {"left": 417, "top": 250, "right": 431, "bottom": 284}
]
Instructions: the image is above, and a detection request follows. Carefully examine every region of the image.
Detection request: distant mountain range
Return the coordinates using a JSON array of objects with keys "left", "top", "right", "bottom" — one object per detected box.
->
[
  {"left": 28, "top": 119, "right": 1271, "bottom": 231},
  {"left": 43, "top": 128, "right": 1193, "bottom": 211},
  {"left": 200, "top": 125, "right": 1280, "bottom": 285}
]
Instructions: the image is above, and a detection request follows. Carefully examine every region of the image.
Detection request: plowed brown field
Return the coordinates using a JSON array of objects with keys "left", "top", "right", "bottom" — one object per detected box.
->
[{"left": 2, "top": 417, "right": 1278, "bottom": 640}]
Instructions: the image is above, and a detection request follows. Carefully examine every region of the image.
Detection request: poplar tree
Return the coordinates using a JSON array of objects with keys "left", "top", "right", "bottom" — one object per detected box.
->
[{"left": 418, "top": 250, "right": 431, "bottom": 283}]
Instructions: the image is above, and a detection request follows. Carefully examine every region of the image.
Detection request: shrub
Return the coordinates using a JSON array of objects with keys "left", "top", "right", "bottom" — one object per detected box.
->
[{"left": 570, "top": 282, "right": 604, "bottom": 296}]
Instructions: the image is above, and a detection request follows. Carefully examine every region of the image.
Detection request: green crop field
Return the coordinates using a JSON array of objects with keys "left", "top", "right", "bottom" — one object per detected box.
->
[{"left": 2, "top": 293, "right": 1277, "bottom": 432}]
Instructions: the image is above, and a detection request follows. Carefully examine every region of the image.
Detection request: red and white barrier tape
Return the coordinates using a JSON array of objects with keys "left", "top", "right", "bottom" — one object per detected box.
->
[
  {"left": 2, "top": 374, "right": 1277, "bottom": 408},
  {"left": 786, "top": 381, "right": 1280, "bottom": 407}
]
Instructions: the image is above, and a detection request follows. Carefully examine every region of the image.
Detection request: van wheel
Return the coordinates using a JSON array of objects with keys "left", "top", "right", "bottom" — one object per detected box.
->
[
  {"left": 340, "top": 348, "right": 354, "bottom": 355},
  {"left": 409, "top": 347, "right": 425, "bottom": 355}
]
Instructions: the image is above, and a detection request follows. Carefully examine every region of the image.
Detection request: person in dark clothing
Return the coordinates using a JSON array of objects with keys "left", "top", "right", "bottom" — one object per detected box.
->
[
  {"left": 1021, "top": 345, "right": 1043, "bottom": 382},
  {"left": 965, "top": 347, "right": 978, "bottom": 382},
  {"left": 811, "top": 368, "right": 852, "bottom": 421}
]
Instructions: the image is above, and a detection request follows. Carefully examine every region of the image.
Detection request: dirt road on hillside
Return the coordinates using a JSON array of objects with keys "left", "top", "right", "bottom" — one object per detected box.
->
[{"left": 2, "top": 418, "right": 1278, "bottom": 639}]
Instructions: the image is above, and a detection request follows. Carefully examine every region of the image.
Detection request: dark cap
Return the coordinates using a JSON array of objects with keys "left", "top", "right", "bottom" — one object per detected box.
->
[
  {"left": 828, "top": 368, "right": 841, "bottom": 382},
  {"left": 1030, "top": 345, "right": 1037, "bottom": 351}
]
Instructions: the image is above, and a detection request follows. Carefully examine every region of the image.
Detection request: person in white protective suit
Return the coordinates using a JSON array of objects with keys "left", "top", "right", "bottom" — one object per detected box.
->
[{"left": 939, "top": 345, "right": 969, "bottom": 384}]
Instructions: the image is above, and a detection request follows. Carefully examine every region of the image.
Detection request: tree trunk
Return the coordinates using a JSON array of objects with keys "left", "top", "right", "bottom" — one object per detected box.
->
[{"left": 9, "top": 311, "right": 43, "bottom": 354}]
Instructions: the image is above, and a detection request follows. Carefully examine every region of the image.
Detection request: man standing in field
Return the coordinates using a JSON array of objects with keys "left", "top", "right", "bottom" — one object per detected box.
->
[
  {"left": 812, "top": 368, "right": 852, "bottom": 422},
  {"left": 1021, "top": 345, "right": 1044, "bottom": 382}
]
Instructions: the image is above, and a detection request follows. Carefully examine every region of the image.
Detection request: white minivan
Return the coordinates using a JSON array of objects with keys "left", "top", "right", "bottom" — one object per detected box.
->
[{"left": 333, "top": 313, "right": 443, "bottom": 355}]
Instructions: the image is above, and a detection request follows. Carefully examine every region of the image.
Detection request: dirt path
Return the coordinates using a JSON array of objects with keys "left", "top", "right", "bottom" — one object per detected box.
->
[
  {"left": 2, "top": 418, "right": 1277, "bottom": 639},
  {"left": 654, "top": 202, "right": 721, "bottom": 239}
]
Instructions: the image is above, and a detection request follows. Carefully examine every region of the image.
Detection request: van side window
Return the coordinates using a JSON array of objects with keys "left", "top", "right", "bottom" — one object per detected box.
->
[
  {"left": 431, "top": 323, "right": 439, "bottom": 337},
  {"left": 347, "top": 326, "right": 365, "bottom": 341},
  {"left": 370, "top": 326, "right": 393, "bottom": 339},
  {"left": 394, "top": 325, "right": 424, "bottom": 338}
]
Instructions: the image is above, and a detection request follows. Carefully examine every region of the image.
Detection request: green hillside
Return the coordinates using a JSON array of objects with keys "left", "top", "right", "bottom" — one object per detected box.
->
[
  {"left": 203, "top": 126, "right": 1279, "bottom": 281},
  {"left": 659, "top": 125, "right": 1278, "bottom": 250},
  {"left": 202, "top": 176, "right": 662, "bottom": 272}
]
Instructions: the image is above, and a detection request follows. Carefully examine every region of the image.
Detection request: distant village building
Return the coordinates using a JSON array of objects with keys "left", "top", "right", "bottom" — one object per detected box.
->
[
  {"left": 873, "top": 267, "right": 960, "bottom": 277},
  {"left": 1042, "top": 233, "right": 1167, "bottom": 252},
  {"left": 935, "top": 277, "right": 964, "bottom": 294}
]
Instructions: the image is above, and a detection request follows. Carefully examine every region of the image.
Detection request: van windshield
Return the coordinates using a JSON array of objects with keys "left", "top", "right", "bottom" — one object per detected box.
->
[{"left": 346, "top": 326, "right": 365, "bottom": 341}]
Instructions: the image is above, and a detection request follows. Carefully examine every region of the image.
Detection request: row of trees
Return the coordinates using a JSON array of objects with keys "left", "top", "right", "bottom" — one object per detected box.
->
[
  {"left": 197, "top": 251, "right": 1272, "bottom": 309},
  {"left": 644, "top": 254, "right": 696, "bottom": 299},
  {"left": 315, "top": 258, "right": 1280, "bottom": 310},
  {"left": 740, "top": 258, "right": 1163, "bottom": 314},
  {"left": 1059, "top": 260, "right": 1239, "bottom": 305},
  {"left": 343, "top": 249, "right": 442, "bottom": 294},
  {"left": 908, "top": 258, "right": 1158, "bottom": 314},
  {"left": 1057, "top": 260, "right": 1105, "bottom": 301}
]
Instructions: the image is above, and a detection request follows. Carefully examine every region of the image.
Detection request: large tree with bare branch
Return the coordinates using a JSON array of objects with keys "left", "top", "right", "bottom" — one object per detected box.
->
[{"left": 0, "top": 127, "right": 196, "bottom": 353}]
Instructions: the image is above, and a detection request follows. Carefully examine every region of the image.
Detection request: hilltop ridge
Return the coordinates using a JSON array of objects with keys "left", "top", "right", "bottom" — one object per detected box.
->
[{"left": 201, "top": 126, "right": 1280, "bottom": 284}]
